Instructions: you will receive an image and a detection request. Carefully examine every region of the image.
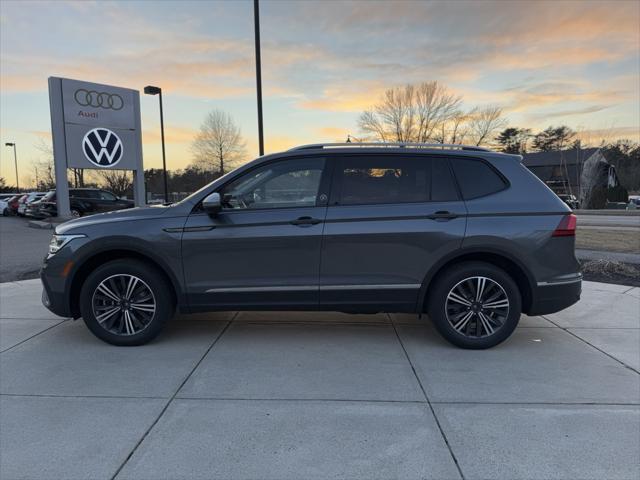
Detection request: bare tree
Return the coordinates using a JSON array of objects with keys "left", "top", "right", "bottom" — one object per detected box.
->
[
  {"left": 96, "top": 170, "right": 133, "bottom": 197},
  {"left": 191, "top": 110, "right": 247, "bottom": 175},
  {"left": 31, "top": 139, "right": 56, "bottom": 190},
  {"left": 468, "top": 105, "right": 507, "bottom": 146},
  {"left": 358, "top": 81, "right": 462, "bottom": 143}
]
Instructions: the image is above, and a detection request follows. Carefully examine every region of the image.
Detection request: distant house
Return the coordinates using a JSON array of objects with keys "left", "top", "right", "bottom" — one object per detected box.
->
[{"left": 522, "top": 148, "right": 621, "bottom": 208}]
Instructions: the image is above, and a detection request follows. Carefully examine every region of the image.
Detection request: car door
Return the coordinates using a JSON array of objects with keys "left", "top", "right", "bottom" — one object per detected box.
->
[
  {"left": 70, "top": 189, "right": 94, "bottom": 213},
  {"left": 96, "top": 190, "right": 120, "bottom": 212},
  {"left": 182, "top": 156, "right": 330, "bottom": 310},
  {"left": 319, "top": 154, "right": 467, "bottom": 312}
]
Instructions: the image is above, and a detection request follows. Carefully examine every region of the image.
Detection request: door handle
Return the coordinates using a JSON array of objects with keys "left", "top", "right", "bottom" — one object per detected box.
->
[
  {"left": 427, "top": 211, "right": 458, "bottom": 221},
  {"left": 290, "top": 216, "right": 322, "bottom": 226}
]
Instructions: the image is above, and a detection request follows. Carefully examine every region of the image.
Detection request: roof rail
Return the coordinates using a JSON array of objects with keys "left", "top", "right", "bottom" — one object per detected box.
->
[{"left": 288, "top": 142, "right": 492, "bottom": 152}]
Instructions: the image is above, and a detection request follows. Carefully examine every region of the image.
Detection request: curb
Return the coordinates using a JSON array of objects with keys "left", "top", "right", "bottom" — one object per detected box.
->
[{"left": 27, "top": 220, "right": 55, "bottom": 230}]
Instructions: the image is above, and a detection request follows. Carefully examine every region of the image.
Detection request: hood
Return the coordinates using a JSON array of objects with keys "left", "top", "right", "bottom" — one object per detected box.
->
[{"left": 56, "top": 205, "right": 171, "bottom": 234}]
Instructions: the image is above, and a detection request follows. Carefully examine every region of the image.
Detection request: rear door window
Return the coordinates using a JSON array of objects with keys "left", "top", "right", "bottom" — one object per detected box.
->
[
  {"left": 431, "top": 157, "right": 460, "bottom": 202},
  {"left": 334, "top": 156, "right": 430, "bottom": 205},
  {"left": 451, "top": 158, "right": 507, "bottom": 199}
]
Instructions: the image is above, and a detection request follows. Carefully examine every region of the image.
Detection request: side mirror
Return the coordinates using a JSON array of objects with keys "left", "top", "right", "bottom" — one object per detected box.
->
[{"left": 202, "top": 192, "right": 222, "bottom": 216}]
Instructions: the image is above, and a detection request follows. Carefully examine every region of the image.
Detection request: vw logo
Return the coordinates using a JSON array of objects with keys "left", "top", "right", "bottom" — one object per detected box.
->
[
  {"left": 82, "top": 128, "right": 124, "bottom": 168},
  {"left": 74, "top": 89, "right": 124, "bottom": 110}
]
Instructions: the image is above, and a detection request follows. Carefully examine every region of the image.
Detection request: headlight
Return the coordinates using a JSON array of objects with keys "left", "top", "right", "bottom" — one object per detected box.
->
[{"left": 49, "top": 234, "right": 86, "bottom": 255}]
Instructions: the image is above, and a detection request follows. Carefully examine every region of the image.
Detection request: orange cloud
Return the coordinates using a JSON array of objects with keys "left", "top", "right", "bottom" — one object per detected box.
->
[{"left": 142, "top": 125, "right": 198, "bottom": 145}]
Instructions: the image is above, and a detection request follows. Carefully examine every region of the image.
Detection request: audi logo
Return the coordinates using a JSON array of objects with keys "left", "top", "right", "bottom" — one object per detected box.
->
[
  {"left": 82, "top": 128, "right": 124, "bottom": 168},
  {"left": 74, "top": 89, "right": 124, "bottom": 110}
]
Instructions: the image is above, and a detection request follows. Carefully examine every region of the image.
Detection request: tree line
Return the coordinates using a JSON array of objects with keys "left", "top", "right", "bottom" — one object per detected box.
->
[{"left": 1, "top": 80, "right": 637, "bottom": 195}]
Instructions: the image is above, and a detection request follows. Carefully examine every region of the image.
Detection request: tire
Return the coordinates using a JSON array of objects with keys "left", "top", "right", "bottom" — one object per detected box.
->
[
  {"left": 2, "top": 208, "right": 7, "bottom": 216},
  {"left": 427, "top": 261, "right": 521, "bottom": 349},
  {"left": 79, "top": 259, "right": 174, "bottom": 346},
  {"left": 71, "top": 209, "right": 82, "bottom": 218}
]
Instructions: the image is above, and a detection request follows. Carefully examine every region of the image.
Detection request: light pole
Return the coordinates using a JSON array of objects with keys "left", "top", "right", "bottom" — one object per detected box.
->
[
  {"left": 4, "top": 142, "right": 19, "bottom": 193},
  {"left": 144, "top": 85, "right": 169, "bottom": 203},
  {"left": 254, "top": 0, "right": 264, "bottom": 156}
]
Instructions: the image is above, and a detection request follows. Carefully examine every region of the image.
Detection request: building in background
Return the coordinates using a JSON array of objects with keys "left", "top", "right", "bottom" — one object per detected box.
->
[{"left": 522, "top": 148, "right": 624, "bottom": 209}]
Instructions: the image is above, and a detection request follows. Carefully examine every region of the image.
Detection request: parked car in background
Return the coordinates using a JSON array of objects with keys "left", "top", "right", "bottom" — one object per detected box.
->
[
  {"left": 41, "top": 142, "right": 581, "bottom": 349},
  {"left": 627, "top": 196, "right": 640, "bottom": 210},
  {"left": 25, "top": 195, "right": 48, "bottom": 218},
  {"left": 0, "top": 193, "right": 19, "bottom": 216},
  {"left": 17, "top": 192, "right": 45, "bottom": 216},
  {"left": 36, "top": 188, "right": 134, "bottom": 218},
  {"left": 557, "top": 193, "right": 580, "bottom": 210},
  {"left": 4, "top": 194, "right": 23, "bottom": 216}
]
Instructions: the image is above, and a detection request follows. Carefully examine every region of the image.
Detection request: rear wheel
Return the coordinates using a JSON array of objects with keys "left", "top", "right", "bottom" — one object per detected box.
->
[
  {"left": 80, "top": 260, "right": 174, "bottom": 346},
  {"left": 427, "top": 261, "right": 521, "bottom": 349}
]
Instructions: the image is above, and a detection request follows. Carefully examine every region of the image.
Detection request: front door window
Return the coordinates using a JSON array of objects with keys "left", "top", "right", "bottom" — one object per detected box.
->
[{"left": 220, "top": 158, "right": 325, "bottom": 210}]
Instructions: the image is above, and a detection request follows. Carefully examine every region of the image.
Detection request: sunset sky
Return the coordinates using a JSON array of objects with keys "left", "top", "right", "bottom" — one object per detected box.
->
[{"left": 1, "top": 0, "right": 638, "bottom": 186}]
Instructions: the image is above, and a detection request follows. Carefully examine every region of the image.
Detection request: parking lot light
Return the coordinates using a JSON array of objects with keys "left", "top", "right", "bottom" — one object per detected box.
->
[
  {"left": 4, "top": 142, "right": 20, "bottom": 193},
  {"left": 143, "top": 85, "right": 169, "bottom": 203}
]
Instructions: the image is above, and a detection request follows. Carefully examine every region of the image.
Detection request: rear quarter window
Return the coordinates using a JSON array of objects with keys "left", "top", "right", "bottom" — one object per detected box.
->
[{"left": 451, "top": 158, "right": 507, "bottom": 200}]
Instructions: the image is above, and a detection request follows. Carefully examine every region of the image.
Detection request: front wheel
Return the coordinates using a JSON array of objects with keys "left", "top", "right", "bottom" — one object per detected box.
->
[
  {"left": 79, "top": 260, "right": 174, "bottom": 346},
  {"left": 427, "top": 261, "right": 522, "bottom": 349}
]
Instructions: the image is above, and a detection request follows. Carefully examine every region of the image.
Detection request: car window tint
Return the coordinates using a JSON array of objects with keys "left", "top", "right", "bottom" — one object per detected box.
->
[
  {"left": 431, "top": 157, "right": 459, "bottom": 202},
  {"left": 221, "top": 157, "right": 325, "bottom": 210},
  {"left": 336, "top": 156, "right": 430, "bottom": 205},
  {"left": 451, "top": 158, "right": 507, "bottom": 199}
]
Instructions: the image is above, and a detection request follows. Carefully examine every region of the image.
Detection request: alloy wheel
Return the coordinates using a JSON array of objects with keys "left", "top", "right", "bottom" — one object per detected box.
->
[
  {"left": 445, "top": 276, "right": 509, "bottom": 338},
  {"left": 91, "top": 274, "right": 156, "bottom": 336}
]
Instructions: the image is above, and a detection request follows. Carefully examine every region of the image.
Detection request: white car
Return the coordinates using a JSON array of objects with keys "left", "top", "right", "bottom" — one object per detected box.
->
[
  {"left": 0, "top": 193, "right": 18, "bottom": 216},
  {"left": 16, "top": 192, "right": 45, "bottom": 216}
]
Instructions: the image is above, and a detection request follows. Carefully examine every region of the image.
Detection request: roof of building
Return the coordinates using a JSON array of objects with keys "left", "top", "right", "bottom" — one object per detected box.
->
[{"left": 522, "top": 148, "right": 600, "bottom": 167}]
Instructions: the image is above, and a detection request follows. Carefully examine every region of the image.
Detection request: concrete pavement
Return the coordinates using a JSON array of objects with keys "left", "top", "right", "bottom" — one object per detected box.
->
[{"left": 0, "top": 279, "right": 638, "bottom": 479}]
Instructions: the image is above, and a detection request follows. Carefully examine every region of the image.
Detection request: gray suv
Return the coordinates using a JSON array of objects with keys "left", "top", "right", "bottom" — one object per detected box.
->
[{"left": 41, "top": 143, "right": 581, "bottom": 349}]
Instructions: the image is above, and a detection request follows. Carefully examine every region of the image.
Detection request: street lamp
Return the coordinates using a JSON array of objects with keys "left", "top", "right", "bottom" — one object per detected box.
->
[
  {"left": 144, "top": 85, "right": 169, "bottom": 203},
  {"left": 4, "top": 142, "right": 19, "bottom": 193},
  {"left": 254, "top": 0, "right": 264, "bottom": 156}
]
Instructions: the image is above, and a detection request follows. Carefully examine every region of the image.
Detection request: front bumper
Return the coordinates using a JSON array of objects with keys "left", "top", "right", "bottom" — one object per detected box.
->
[
  {"left": 528, "top": 275, "right": 582, "bottom": 316},
  {"left": 40, "top": 267, "right": 72, "bottom": 318}
]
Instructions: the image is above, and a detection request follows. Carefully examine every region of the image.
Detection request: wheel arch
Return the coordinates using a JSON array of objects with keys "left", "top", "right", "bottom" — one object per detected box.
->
[
  {"left": 418, "top": 247, "right": 535, "bottom": 314},
  {"left": 68, "top": 247, "right": 182, "bottom": 318}
]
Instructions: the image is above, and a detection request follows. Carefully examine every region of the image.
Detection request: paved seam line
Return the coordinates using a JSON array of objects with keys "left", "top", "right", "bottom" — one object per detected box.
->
[
  {"left": 109, "top": 314, "right": 237, "bottom": 480},
  {"left": 542, "top": 315, "right": 640, "bottom": 375},
  {"left": 0, "top": 319, "right": 70, "bottom": 354},
  {"left": 622, "top": 286, "right": 637, "bottom": 294},
  {"left": 172, "top": 397, "right": 640, "bottom": 406},
  {"left": 0, "top": 393, "right": 168, "bottom": 400},
  {"left": 2, "top": 393, "right": 636, "bottom": 407},
  {"left": 388, "top": 314, "right": 466, "bottom": 480}
]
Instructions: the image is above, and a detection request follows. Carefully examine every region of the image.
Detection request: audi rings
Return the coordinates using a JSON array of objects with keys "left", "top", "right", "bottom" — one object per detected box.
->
[{"left": 74, "top": 89, "right": 124, "bottom": 110}]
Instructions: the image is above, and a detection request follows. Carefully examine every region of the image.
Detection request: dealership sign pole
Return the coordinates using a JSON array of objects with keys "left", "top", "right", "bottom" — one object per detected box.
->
[{"left": 48, "top": 77, "right": 145, "bottom": 218}]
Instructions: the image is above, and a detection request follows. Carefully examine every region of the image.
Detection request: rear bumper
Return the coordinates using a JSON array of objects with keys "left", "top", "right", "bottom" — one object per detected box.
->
[{"left": 528, "top": 275, "right": 582, "bottom": 316}]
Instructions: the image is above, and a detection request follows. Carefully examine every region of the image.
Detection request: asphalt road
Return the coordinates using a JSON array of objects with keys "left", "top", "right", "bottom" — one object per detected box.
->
[
  {"left": 0, "top": 216, "right": 51, "bottom": 282},
  {"left": 576, "top": 213, "right": 640, "bottom": 228}
]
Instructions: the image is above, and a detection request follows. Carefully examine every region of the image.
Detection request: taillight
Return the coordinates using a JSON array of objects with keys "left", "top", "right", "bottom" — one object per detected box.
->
[{"left": 552, "top": 214, "right": 577, "bottom": 237}]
